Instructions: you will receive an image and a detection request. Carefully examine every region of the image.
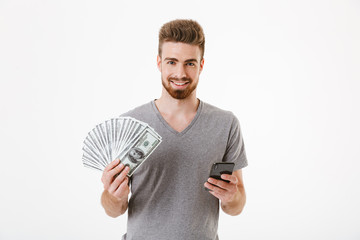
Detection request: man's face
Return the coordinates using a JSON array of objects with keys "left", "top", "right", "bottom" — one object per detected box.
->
[{"left": 157, "top": 41, "right": 204, "bottom": 99}]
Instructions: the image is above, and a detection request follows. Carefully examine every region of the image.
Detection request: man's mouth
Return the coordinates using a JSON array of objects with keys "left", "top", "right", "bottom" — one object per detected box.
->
[{"left": 170, "top": 80, "right": 190, "bottom": 87}]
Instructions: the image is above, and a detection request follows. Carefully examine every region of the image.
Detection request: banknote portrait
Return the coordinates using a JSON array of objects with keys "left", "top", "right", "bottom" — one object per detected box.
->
[{"left": 127, "top": 147, "right": 145, "bottom": 164}]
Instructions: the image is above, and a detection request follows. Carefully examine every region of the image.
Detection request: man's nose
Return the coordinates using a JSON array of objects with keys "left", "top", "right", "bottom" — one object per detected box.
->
[{"left": 174, "top": 64, "right": 187, "bottom": 79}]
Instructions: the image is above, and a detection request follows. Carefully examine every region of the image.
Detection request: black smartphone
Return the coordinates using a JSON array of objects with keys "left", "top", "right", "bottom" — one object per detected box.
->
[{"left": 205, "top": 162, "right": 235, "bottom": 191}]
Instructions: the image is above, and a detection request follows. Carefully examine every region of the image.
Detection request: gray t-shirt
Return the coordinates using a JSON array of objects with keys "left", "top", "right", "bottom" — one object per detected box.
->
[{"left": 121, "top": 100, "right": 248, "bottom": 240}]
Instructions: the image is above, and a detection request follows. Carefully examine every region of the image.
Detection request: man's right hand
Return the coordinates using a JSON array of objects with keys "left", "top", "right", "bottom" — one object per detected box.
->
[{"left": 101, "top": 158, "right": 130, "bottom": 201}]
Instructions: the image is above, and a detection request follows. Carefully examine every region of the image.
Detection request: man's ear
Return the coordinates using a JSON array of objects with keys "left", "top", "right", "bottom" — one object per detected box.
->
[
  {"left": 157, "top": 55, "right": 162, "bottom": 71},
  {"left": 199, "top": 58, "right": 205, "bottom": 74}
]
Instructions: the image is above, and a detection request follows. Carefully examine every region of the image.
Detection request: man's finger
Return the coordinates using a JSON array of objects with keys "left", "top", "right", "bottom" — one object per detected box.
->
[
  {"left": 221, "top": 174, "right": 238, "bottom": 184},
  {"left": 108, "top": 174, "right": 127, "bottom": 193},
  {"left": 109, "top": 167, "right": 130, "bottom": 192},
  {"left": 114, "top": 178, "right": 130, "bottom": 198},
  {"left": 204, "top": 181, "right": 226, "bottom": 194},
  {"left": 116, "top": 166, "right": 130, "bottom": 180},
  {"left": 209, "top": 183, "right": 226, "bottom": 195},
  {"left": 108, "top": 163, "right": 125, "bottom": 178},
  {"left": 207, "top": 178, "right": 229, "bottom": 190},
  {"left": 102, "top": 162, "right": 124, "bottom": 188},
  {"left": 104, "top": 158, "right": 120, "bottom": 172},
  {"left": 209, "top": 190, "right": 222, "bottom": 199}
]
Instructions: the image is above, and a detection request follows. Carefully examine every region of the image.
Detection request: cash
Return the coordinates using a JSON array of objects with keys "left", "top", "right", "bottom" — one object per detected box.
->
[{"left": 82, "top": 117, "right": 162, "bottom": 176}]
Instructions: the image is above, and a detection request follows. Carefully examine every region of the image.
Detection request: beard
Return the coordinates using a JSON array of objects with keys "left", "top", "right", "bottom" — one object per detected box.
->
[{"left": 161, "top": 75, "right": 198, "bottom": 100}]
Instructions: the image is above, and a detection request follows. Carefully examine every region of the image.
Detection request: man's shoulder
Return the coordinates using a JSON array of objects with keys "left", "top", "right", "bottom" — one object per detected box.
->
[
  {"left": 120, "top": 101, "right": 153, "bottom": 118},
  {"left": 202, "top": 101, "right": 237, "bottom": 122},
  {"left": 200, "top": 101, "right": 242, "bottom": 136}
]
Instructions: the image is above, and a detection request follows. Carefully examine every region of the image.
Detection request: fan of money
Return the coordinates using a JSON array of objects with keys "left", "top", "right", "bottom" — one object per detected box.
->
[{"left": 82, "top": 117, "right": 162, "bottom": 177}]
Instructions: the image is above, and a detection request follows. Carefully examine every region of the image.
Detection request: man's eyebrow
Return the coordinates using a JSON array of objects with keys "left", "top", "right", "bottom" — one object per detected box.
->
[
  {"left": 164, "top": 57, "right": 178, "bottom": 62},
  {"left": 163, "top": 57, "right": 198, "bottom": 63},
  {"left": 184, "top": 59, "right": 198, "bottom": 63}
]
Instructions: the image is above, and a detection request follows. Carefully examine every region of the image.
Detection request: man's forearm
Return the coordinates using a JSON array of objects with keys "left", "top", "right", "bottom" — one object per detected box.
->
[
  {"left": 221, "top": 186, "right": 246, "bottom": 216},
  {"left": 101, "top": 190, "right": 128, "bottom": 218}
]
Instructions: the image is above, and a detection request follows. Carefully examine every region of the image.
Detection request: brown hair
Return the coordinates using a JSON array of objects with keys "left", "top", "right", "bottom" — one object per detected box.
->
[{"left": 158, "top": 19, "right": 205, "bottom": 60}]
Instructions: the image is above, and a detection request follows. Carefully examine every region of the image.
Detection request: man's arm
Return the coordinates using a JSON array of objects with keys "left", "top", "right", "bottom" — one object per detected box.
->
[
  {"left": 101, "top": 159, "right": 130, "bottom": 218},
  {"left": 204, "top": 169, "right": 246, "bottom": 216}
]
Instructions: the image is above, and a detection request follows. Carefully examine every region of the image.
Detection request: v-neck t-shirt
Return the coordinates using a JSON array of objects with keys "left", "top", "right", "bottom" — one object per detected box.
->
[{"left": 120, "top": 99, "right": 248, "bottom": 240}]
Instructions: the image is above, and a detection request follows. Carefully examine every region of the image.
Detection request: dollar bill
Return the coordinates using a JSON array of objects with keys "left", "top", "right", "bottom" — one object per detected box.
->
[
  {"left": 117, "top": 128, "right": 162, "bottom": 177},
  {"left": 82, "top": 117, "right": 162, "bottom": 175}
]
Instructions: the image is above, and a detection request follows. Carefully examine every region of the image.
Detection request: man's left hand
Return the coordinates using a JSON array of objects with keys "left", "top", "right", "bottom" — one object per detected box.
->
[{"left": 204, "top": 174, "right": 239, "bottom": 203}]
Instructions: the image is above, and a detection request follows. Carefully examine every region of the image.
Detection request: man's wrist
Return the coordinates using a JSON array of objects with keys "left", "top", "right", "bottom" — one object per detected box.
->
[
  {"left": 221, "top": 187, "right": 246, "bottom": 216},
  {"left": 101, "top": 190, "right": 128, "bottom": 217}
]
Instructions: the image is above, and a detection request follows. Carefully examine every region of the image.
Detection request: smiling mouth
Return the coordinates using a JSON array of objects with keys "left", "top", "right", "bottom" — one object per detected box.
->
[{"left": 170, "top": 81, "right": 189, "bottom": 86}]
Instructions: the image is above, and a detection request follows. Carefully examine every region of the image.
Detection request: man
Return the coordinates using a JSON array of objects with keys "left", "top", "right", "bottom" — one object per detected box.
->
[{"left": 100, "top": 19, "right": 248, "bottom": 240}]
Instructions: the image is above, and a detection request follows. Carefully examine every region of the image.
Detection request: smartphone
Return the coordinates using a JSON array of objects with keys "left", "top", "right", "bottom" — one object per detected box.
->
[{"left": 205, "top": 162, "right": 235, "bottom": 191}]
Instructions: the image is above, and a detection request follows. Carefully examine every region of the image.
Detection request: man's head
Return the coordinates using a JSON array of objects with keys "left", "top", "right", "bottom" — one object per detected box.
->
[
  {"left": 157, "top": 19, "right": 205, "bottom": 100},
  {"left": 158, "top": 19, "right": 205, "bottom": 61}
]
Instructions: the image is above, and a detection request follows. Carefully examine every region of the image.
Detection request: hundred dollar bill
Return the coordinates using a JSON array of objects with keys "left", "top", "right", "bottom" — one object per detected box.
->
[
  {"left": 82, "top": 117, "right": 162, "bottom": 175},
  {"left": 117, "top": 128, "right": 162, "bottom": 177}
]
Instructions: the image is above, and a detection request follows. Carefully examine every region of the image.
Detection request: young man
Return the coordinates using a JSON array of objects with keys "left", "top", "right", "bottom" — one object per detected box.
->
[{"left": 100, "top": 19, "right": 248, "bottom": 240}]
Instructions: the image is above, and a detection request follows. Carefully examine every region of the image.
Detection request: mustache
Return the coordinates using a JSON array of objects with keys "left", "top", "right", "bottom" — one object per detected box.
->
[{"left": 168, "top": 77, "right": 192, "bottom": 82}]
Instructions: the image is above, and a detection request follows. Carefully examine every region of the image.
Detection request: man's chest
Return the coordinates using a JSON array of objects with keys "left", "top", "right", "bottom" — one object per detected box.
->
[
  {"left": 160, "top": 113, "right": 197, "bottom": 133},
  {"left": 132, "top": 125, "right": 229, "bottom": 182}
]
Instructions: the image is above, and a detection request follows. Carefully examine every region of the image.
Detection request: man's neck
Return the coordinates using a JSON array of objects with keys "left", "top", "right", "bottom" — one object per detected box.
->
[{"left": 155, "top": 89, "right": 199, "bottom": 117}]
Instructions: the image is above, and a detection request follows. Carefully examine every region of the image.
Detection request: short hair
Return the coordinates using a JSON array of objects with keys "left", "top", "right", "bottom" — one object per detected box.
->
[{"left": 158, "top": 19, "right": 205, "bottom": 60}]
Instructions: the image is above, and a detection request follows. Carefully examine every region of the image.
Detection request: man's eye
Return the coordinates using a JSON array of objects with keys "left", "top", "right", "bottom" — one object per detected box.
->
[
  {"left": 167, "top": 61, "right": 175, "bottom": 65},
  {"left": 187, "top": 62, "right": 195, "bottom": 66}
]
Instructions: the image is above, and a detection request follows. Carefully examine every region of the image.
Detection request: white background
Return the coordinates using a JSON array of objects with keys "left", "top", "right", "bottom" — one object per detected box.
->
[{"left": 1, "top": 0, "right": 359, "bottom": 239}]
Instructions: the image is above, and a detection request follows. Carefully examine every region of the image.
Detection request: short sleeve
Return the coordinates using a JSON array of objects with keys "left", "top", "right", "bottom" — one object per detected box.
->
[{"left": 222, "top": 115, "right": 248, "bottom": 170}]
